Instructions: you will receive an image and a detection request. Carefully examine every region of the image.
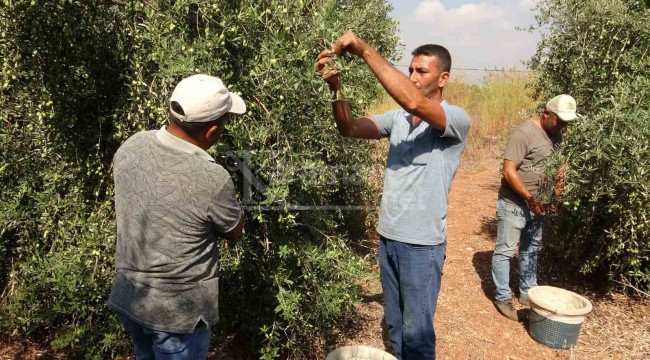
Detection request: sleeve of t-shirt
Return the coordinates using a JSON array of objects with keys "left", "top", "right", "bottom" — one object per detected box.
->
[
  {"left": 208, "top": 177, "right": 243, "bottom": 233},
  {"left": 503, "top": 129, "right": 530, "bottom": 164},
  {"left": 371, "top": 110, "right": 398, "bottom": 138},
  {"left": 439, "top": 105, "right": 471, "bottom": 143}
]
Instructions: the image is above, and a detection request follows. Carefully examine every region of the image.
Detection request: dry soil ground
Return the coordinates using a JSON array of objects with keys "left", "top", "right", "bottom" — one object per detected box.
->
[
  {"left": 2, "top": 161, "right": 649, "bottom": 360},
  {"left": 335, "top": 160, "right": 650, "bottom": 360}
]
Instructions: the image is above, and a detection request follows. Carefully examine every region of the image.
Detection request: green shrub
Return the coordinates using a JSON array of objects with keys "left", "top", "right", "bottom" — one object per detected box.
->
[
  {"left": 542, "top": 77, "right": 650, "bottom": 289},
  {"left": 529, "top": 0, "right": 649, "bottom": 103},
  {"left": 0, "top": 0, "right": 400, "bottom": 358},
  {"left": 529, "top": 0, "right": 650, "bottom": 289}
]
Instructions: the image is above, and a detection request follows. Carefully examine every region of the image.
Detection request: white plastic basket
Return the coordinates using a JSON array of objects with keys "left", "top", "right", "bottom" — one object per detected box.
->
[
  {"left": 527, "top": 285, "right": 593, "bottom": 348},
  {"left": 528, "top": 285, "right": 592, "bottom": 323},
  {"left": 324, "top": 345, "right": 397, "bottom": 360}
]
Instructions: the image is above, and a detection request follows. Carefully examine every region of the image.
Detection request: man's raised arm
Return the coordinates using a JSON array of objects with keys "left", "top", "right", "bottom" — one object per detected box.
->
[
  {"left": 316, "top": 49, "right": 381, "bottom": 140},
  {"left": 330, "top": 31, "right": 447, "bottom": 132}
]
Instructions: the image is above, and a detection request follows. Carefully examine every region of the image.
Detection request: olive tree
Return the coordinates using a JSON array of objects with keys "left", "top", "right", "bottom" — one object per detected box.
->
[
  {"left": 0, "top": 0, "right": 400, "bottom": 357},
  {"left": 528, "top": 0, "right": 650, "bottom": 289}
]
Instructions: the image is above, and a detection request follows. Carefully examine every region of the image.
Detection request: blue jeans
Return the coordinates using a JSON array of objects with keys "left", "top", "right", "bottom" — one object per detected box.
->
[
  {"left": 491, "top": 198, "right": 545, "bottom": 302},
  {"left": 117, "top": 313, "right": 211, "bottom": 360},
  {"left": 379, "top": 236, "right": 446, "bottom": 360}
]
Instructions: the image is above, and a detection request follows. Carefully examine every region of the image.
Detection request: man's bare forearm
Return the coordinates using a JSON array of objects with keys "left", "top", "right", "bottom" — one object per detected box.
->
[
  {"left": 553, "top": 163, "right": 567, "bottom": 199},
  {"left": 331, "top": 95, "right": 355, "bottom": 137},
  {"left": 503, "top": 168, "right": 533, "bottom": 202},
  {"left": 502, "top": 159, "right": 546, "bottom": 216}
]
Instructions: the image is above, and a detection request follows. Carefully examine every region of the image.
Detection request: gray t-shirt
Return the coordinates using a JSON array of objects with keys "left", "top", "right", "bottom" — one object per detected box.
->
[
  {"left": 109, "top": 127, "right": 242, "bottom": 333},
  {"left": 499, "top": 119, "right": 562, "bottom": 206},
  {"left": 372, "top": 101, "right": 471, "bottom": 245}
]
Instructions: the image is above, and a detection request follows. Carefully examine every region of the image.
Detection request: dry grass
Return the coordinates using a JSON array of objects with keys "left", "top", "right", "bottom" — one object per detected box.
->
[
  {"left": 367, "top": 72, "right": 538, "bottom": 165},
  {"left": 446, "top": 73, "right": 537, "bottom": 162},
  {"left": 572, "top": 292, "right": 650, "bottom": 359}
]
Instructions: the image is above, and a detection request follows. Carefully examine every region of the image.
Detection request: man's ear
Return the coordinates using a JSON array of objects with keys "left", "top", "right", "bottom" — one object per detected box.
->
[
  {"left": 205, "top": 124, "right": 221, "bottom": 141},
  {"left": 438, "top": 71, "right": 450, "bottom": 88}
]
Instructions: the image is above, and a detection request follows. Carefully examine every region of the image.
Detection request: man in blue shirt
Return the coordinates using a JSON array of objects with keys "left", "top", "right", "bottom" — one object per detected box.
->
[{"left": 317, "top": 32, "right": 471, "bottom": 360}]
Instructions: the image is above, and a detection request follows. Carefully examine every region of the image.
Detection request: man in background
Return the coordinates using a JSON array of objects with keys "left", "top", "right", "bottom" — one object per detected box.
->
[{"left": 492, "top": 94, "right": 578, "bottom": 321}]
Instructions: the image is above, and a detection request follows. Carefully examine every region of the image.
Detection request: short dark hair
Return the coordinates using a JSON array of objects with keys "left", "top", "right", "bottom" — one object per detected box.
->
[
  {"left": 168, "top": 101, "right": 223, "bottom": 138},
  {"left": 411, "top": 44, "right": 452, "bottom": 73}
]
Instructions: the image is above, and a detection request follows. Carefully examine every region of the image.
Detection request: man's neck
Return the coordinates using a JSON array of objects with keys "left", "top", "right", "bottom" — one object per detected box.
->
[
  {"left": 532, "top": 115, "right": 554, "bottom": 137},
  {"left": 166, "top": 123, "right": 208, "bottom": 150},
  {"left": 428, "top": 89, "right": 444, "bottom": 104}
]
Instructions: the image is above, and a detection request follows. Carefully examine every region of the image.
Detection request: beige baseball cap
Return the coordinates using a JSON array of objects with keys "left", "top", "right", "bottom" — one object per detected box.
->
[
  {"left": 169, "top": 74, "right": 246, "bottom": 123},
  {"left": 546, "top": 94, "right": 580, "bottom": 122}
]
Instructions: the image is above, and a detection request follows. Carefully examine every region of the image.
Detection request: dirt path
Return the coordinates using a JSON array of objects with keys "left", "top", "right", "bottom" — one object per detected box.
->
[
  {"left": 3, "top": 161, "right": 648, "bottom": 359},
  {"left": 344, "top": 161, "right": 570, "bottom": 359},
  {"left": 438, "top": 162, "right": 564, "bottom": 359}
]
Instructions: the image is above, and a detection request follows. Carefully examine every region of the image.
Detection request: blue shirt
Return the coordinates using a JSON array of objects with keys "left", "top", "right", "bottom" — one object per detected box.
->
[{"left": 372, "top": 101, "right": 471, "bottom": 245}]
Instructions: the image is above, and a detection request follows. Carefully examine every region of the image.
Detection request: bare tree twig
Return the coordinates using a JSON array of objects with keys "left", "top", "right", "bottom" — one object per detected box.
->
[{"left": 615, "top": 275, "right": 650, "bottom": 298}]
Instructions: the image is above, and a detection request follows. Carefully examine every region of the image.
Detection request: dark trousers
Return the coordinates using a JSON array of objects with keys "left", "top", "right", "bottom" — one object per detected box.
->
[{"left": 379, "top": 236, "right": 446, "bottom": 360}]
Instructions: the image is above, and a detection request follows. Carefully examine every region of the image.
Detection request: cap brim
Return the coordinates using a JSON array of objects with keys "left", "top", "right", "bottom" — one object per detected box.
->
[
  {"left": 557, "top": 112, "right": 579, "bottom": 122},
  {"left": 229, "top": 93, "right": 246, "bottom": 114}
]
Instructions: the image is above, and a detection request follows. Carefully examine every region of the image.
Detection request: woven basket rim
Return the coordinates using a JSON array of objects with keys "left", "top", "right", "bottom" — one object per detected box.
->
[{"left": 528, "top": 285, "right": 593, "bottom": 317}]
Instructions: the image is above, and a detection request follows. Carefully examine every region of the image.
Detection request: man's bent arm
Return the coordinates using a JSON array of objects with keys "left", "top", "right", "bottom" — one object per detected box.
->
[
  {"left": 551, "top": 163, "right": 568, "bottom": 212},
  {"left": 316, "top": 49, "right": 381, "bottom": 140},
  {"left": 222, "top": 215, "right": 244, "bottom": 242},
  {"left": 331, "top": 93, "right": 381, "bottom": 139},
  {"left": 502, "top": 159, "right": 546, "bottom": 216}
]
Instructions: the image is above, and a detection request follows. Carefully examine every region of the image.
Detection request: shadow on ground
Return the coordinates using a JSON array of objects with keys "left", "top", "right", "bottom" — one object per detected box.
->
[
  {"left": 472, "top": 251, "right": 496, "bottom": 301},
  {"left": 476, "top": 215, "right": 497, "bottom": 242},
  {"left": 359, "top": 291, "right": 392, "bottom": 354},
  {"left": 472, "top": 251, "right": 524, "bottom": 301}
]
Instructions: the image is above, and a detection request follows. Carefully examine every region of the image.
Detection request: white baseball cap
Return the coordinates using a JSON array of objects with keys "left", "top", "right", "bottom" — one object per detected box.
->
[
  {"left": 169, "top": 74, "right": 246, "bottom": 123},
  {"left": 546, "top": 94, "right": 580, "bottom": 122}
]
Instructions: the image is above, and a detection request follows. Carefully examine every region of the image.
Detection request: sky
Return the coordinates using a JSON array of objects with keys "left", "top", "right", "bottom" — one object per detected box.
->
[{"left": 388, "top": 0, "right": 541, "bottom": 83}]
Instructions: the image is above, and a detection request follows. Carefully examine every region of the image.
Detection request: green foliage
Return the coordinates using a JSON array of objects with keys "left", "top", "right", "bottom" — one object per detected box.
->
[
  {"left": 529, "top": 0, "right": 649, "bottom": 102},
  {"left": 0, "top": 0, "right": 400, "bottom": 358},
  {"left": 529, "top": 0, "right": 650, "bottom": 289}
]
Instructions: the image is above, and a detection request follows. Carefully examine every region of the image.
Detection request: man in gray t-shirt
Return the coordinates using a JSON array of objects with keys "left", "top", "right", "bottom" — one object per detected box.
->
[
  {"left": 109, "top": 74, "right": 246, "bottom": 359},
  {"left": 492, "top": 94, "right": 579, "bottom": 321},
  {"left": 317, "top": 32, "right": 470, "bottom": 360}
]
